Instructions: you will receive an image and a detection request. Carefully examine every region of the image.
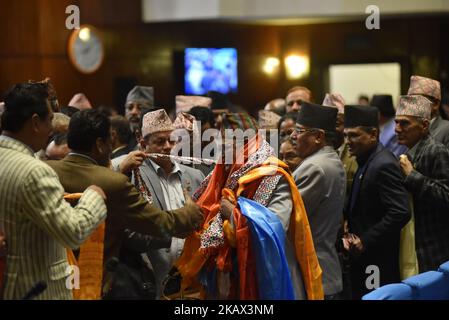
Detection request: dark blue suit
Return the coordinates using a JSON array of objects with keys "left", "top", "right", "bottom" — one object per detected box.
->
[{"left": 347, "top": 144, "right": 411, "bottom": 299}]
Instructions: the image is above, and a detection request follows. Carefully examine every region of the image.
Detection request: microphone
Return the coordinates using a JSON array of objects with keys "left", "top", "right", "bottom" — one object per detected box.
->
[{"left": 22, "top": 281, "right": 47, "bottom": 300}]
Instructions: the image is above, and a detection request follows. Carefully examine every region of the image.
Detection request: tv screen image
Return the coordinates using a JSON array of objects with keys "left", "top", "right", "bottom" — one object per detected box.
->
[{"left": 184, "top": 48, "right": 238, "bottom": 95}]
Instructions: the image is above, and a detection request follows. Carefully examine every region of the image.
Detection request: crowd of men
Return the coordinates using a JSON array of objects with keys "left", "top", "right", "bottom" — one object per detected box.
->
[{"left": 0, "top": 74, "right": 448, "bottom": 300}]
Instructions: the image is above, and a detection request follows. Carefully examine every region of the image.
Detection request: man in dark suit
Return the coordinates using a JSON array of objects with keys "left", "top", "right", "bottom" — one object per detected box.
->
[
  {"left": 47, "top": 109, "right": 204, "bottom": 296},
  {"left": 395, "top": 95, "right": 449, "bottom": 272},
  {"left": 343, "top": 105, "right": 411, "bottom": 300}
]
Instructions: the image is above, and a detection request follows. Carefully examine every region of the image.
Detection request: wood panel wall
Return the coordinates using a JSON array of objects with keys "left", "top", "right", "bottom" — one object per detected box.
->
[{"left": 0, "top": 0, "right": 447, "bottom": 116}]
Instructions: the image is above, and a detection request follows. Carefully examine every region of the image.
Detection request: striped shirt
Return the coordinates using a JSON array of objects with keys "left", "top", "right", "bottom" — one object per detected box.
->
[{"left": 0, "top": 136, "right": 107, "bottom": 300}]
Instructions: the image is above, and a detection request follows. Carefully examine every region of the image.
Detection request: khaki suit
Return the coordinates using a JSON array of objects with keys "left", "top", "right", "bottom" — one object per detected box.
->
[{"left": 47, "top": 155, "right": 200, "bottom": 270}]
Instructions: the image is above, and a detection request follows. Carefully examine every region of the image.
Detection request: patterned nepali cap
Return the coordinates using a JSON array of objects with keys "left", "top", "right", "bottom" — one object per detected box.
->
[
  {"left": 322, "top": 93, "right": 345, "bottom": 114},
  {"left": 68, "top": 93, "right": 92, "bottom": 110},
  {"left": 126, "top": 86, "right": 154, "bottom": 107},
  {"left": 258, "top": 110, "right": 281, "bottom": 129},
  {"left": 175, "top": 95, "right": 212, "bottom": 114},
  {"left": 396, "top": 95, "right": 432, "bottom": 120},
  {"left": 141, "top": 109, "right": 175, "bottom": 138},
  {"left": 407, "top": 75, "right": 441, "bottom": 102},
  {"left": 173, "top": 112, "right": 200, "bottom": 137}
]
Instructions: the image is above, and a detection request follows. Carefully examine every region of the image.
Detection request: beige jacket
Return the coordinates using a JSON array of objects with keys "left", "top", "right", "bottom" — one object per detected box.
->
[{"left": 0, "top": 136, "right": 107, "bottom": 300}]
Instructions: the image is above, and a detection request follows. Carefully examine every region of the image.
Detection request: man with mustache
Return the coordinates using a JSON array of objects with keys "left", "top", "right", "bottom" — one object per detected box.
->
[
  {"left": 407, "top": 75, "right": 449, "bottom": 149},
  {"left": 290, "top": 102, "right": 346, "bottom": 299},
  {"left": 343, "top": 105, "right": 410, "bottom": 300},
  {"left": 395, "top": 95, "right": 449, "bottom": 272},
  {"left": 126, "top": 110, "right": 205, "bottom": 299},
  {"left": 47, "top": 109, "right": 204, "bottom": 298},
  {"left": 125, "top": 86, "right": 155, "bottom": 134}
]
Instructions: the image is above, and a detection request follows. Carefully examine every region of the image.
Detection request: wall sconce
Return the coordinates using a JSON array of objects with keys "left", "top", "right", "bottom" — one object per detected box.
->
[
  {"left": 285, "top": 54, "right": 309, "bottom": 79},
  {"left": 262, "top": 57, "right": 280, "bottom": 75}
]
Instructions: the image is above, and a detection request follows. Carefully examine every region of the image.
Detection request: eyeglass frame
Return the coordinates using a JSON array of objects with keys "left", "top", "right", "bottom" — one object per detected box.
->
[{"left": 292, "top": 126, "right": 320, "bottom": 135}]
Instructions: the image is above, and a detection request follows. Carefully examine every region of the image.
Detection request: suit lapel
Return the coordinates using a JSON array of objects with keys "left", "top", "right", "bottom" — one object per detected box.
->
[
  {"left": 178, "top": 165, "right": 192, "bottom": 196},
  {"left": 430, "top": 116, "right": 440, "bottom": 133},
  {"left": 139, "top": 160, "right": 168, "bottom": 210},
  {"left": 348, "top": 145, "right": 383, "bottom": 215}
]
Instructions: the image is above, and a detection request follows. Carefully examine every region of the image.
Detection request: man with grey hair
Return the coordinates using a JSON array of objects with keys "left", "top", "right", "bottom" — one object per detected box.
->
[
  {"left": 264, "top": 98, "right": 286, "bottom": 116},
  {"left": 395, "top": 95, "right": 449, "bottom": 272},
  {"left": 52, "top": 112, "right": 71, "bottom": 136},
  {"left": 125, "top": 86, "right": 155, "bottom": 134},
  {"left": 110, "top": 109, "right": 205, "bottom": 299},
  {"left": 290, "top": 102, "right": 346, "bottom": 299},
  {"left": 35, "top": 112, "right": 71, "bottom": 160},
  {"left": 407, "top": 75, "right": 449, "bottom": 149}
]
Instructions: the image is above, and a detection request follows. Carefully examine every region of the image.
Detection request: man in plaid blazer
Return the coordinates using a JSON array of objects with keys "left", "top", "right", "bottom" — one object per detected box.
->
[
  {"left": 0, "top": 83, "right": 107, "bottom": 300},
  {"left": 396, "top": 95, "right": 449, "bottom": 272}
]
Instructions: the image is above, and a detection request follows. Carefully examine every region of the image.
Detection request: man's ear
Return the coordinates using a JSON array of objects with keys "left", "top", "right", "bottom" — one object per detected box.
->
[
  {"left": 139, "top": 137, "right": 146, "bottom": 151},
  {"left": 110, "top": 129, "right": 117, "bottom": 142},
  {"left": 30, "top": 114, "right": 40, "bottom": 132},
  {"left": 422, "top": 119, "right": 430, "bottom": 132},
  {"left": 432, "top": 102, "right": 440, "bottom": 116},
  {"left": 95, "top": 137, "right": 104, "bottom": 154},
  {"left": 370, "top": 128, "right": 379, "bottom": 143},
  {"left": 316, "top": 129, "right": 325, "bottom": 144}
]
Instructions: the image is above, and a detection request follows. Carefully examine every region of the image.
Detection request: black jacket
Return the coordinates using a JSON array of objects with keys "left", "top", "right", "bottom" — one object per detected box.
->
[
  {"left": 404, "top": 136, "right": 449, "bottom": 272},
  {"left": 347, "top": 144, "right": 411, "bottom": 298}
]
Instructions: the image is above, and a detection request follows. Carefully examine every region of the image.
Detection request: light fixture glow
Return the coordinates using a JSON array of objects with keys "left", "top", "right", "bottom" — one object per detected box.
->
[
  {"left": 262, "top": 57, "right": 280, "bottom": 75},
  {"left": 79, "top": 27, "right": 91, "bottom": 42},
  {"left": 285, "top": 55, "right": 309, "bottom": 79}
]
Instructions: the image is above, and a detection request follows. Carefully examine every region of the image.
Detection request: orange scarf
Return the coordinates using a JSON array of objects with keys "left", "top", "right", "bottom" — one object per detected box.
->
[
  {"left": 176, "top": 136, "right": 323, "bottom": 300},
  {"left": 64, "top": 193, "right": 105, "bottom": 300},
  {"left": 175, "top": 136, "right": 264, "bottom": 299},
  {"left": 236, "top": 159, "right": 324, "bottom": 300}
]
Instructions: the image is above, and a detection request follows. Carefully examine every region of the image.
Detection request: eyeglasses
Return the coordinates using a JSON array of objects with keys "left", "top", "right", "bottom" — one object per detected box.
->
[{"left": 293, "top": 127, "right": 316, "bottom": 135}]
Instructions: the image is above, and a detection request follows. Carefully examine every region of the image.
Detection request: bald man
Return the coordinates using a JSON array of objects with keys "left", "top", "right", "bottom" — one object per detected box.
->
[{"left": 286, "top": 86, "right": 312, "bottom": 113}]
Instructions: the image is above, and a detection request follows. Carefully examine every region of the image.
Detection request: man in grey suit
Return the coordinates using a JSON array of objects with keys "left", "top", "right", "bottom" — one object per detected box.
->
[
  {"left": 290, "top": 102, "right": 346, "bottom": 300},
  {"left": 116, "top": 109, "right": 205, "bottom": 299}
]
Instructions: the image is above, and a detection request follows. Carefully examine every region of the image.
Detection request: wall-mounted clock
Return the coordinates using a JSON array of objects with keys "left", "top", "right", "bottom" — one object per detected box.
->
[{"left": 68, "top": 25, "right": 104, "bottom": 74}]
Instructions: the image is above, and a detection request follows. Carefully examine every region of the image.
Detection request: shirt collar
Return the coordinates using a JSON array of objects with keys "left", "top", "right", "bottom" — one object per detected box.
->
[
  {"left": 407, "top": 135, "right": 430, "bottom": 161},
  {"left": 0, "top": 135, "right": 35, "bottom": 156},
  {"left": 112, "top": 145, "right": 126, "bottom": 154},
  {"left": 148, "top": 158, "right": 181, "bottom": 177},
  {"left": 407, "top": 140, "right": 421, "bottom": 160}
]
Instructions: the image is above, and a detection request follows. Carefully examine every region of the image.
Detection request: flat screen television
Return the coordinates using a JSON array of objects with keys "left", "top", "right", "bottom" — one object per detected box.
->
[{"left": 184, "top": 48, "right": 238, "bottom": 95}]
